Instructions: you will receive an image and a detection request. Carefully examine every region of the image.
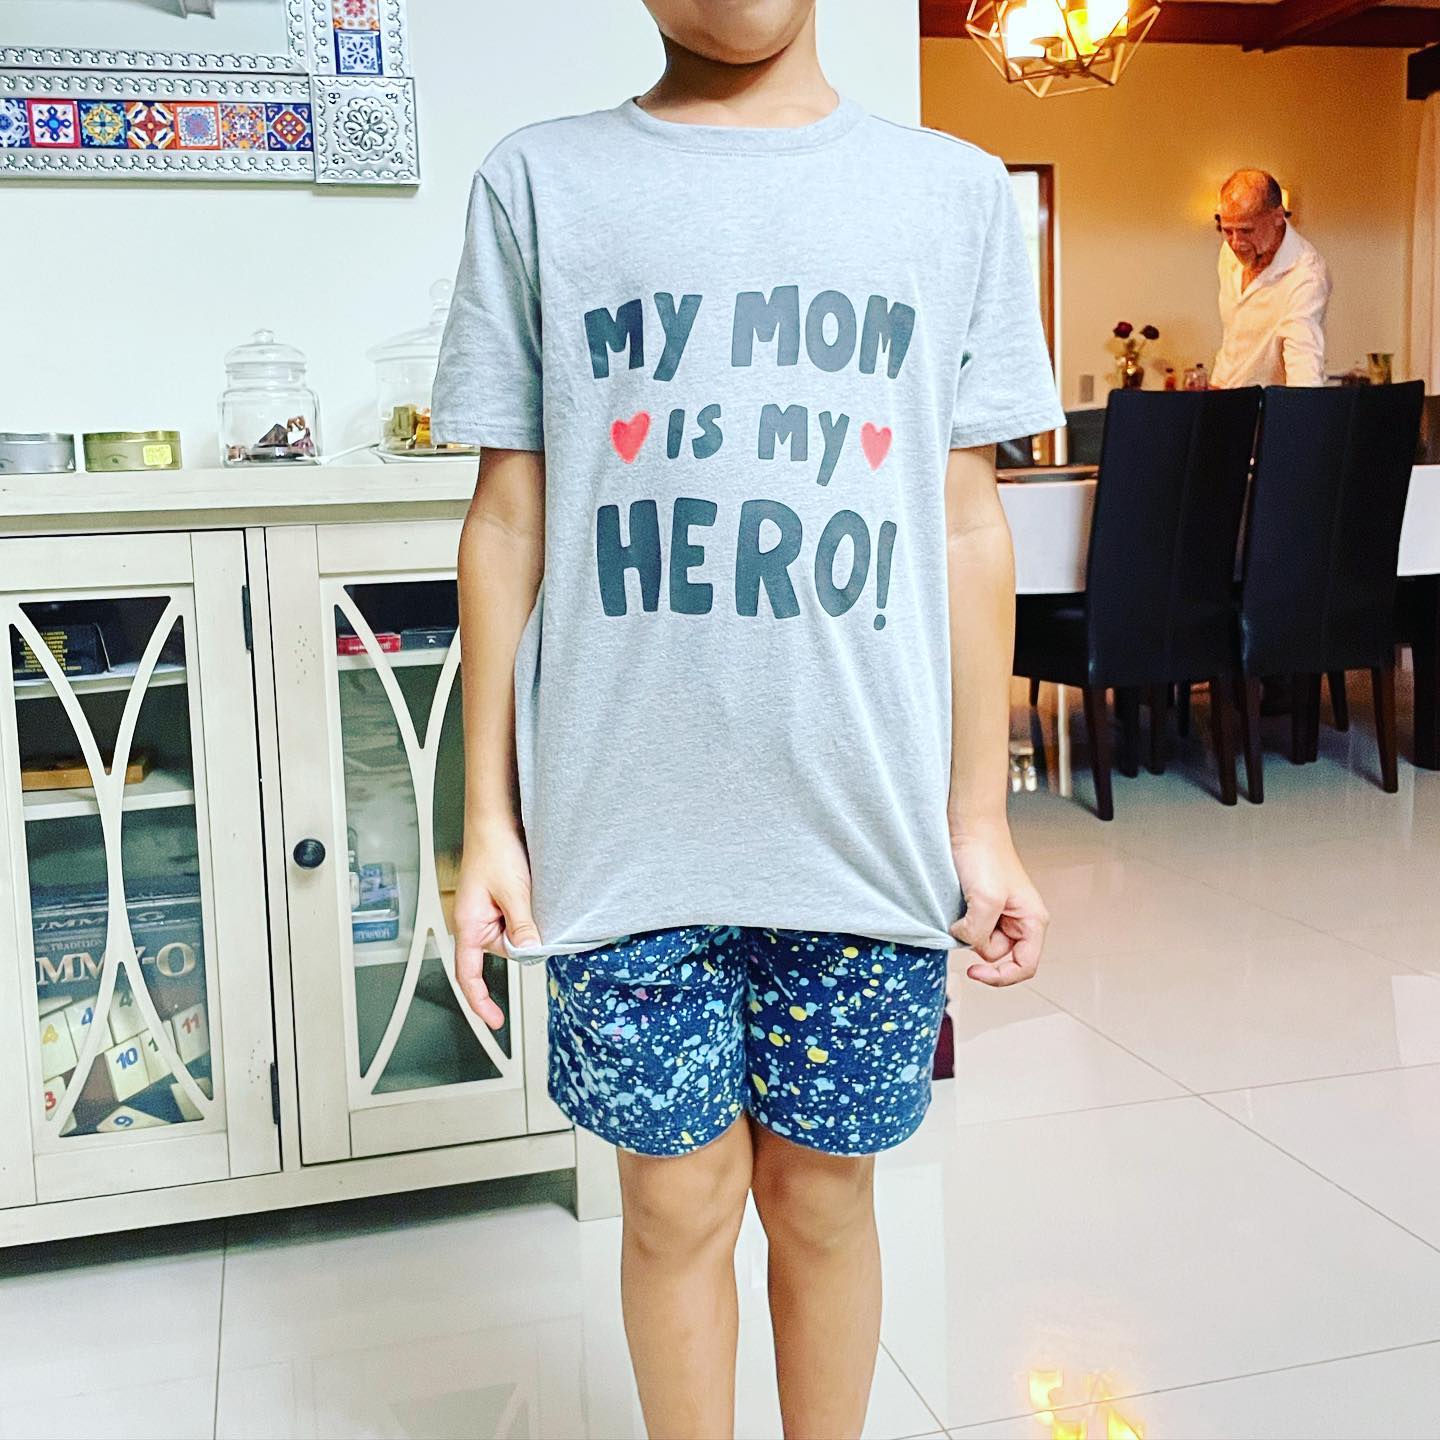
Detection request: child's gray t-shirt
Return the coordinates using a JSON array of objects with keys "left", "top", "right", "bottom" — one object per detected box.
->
[{"left": 433, "top": 96, "right": 1065, "bottom": 962}]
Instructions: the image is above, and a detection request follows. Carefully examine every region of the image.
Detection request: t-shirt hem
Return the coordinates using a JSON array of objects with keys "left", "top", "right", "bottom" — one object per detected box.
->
[
  {"left": 950, "top": 406, "right": 1068, "bottom": 451},
  {"left": 431, "top": 418, "right": 544, "bottom": 451},
  {"left": 503, "top": 922, "right": 960, "bottom": 964}
]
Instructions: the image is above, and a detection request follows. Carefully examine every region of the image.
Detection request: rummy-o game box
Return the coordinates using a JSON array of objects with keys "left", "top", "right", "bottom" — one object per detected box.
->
[{"left": 32, "top": 880, "right": 213, "bottom": 1137}]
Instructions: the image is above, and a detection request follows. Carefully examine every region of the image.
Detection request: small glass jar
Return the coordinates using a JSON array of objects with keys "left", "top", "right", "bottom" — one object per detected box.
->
[
  {"left": 218, "top": 329, "right": 321, "bottom": 466},
  {"left": 367, "top": 279, "right": 480, "bottom": 459}
]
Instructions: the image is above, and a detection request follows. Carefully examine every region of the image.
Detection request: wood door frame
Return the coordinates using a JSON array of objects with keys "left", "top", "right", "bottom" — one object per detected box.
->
[{"left": 1007, "top": 162, "right": 1058, "bottom": 464}]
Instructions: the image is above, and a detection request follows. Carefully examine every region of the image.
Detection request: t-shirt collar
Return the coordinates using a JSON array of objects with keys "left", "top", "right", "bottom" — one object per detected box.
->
[
  {"left": 617, "top": 93, "right": 865, "bottom": 154},
  {"left": 1225, "top": 221, "right": 1304, "bottom": 297}
]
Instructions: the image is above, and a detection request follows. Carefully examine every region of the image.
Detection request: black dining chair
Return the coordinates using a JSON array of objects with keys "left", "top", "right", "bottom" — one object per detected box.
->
[
  {"left": 1233, "top": 381, "right": 1425, "bottom": 800},
  {"left": 1015, "top": 386, "right": 1263, "bottom": 819}
]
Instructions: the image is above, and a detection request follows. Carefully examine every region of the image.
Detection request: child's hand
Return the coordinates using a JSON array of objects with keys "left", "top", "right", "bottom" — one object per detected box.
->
[
  {"left": 452, "top": 822, "right": 541, "bottom": 1029},
  {"left": 948, "top": 827, "right": 1049, "bottom": 986}
]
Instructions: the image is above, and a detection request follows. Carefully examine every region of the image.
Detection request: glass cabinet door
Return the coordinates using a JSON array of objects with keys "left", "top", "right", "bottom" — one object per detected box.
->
[
  {"left": 273, "top": 524, "right": 533, "bottom": 1163},
  {"left": 0, "top": 533, "right": 277, "bottom": 1204}
]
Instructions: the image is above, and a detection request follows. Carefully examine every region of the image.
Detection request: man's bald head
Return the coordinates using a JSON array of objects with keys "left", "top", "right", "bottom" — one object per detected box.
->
[
  {"left": 1220, "top": 169, "right": 1284, "bottom": 218},
  {"left": 1218, "top": 169, "right": 1287, "bottom": 270}
]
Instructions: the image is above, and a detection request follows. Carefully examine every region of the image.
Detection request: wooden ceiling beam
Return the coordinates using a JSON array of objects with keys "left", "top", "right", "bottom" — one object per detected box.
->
[
  {"left": 1263, "top": 0, "right": 1382, "bottom": 48},
  {"left": 921, "top": 0, "right": 1440, "bottom": 48}
]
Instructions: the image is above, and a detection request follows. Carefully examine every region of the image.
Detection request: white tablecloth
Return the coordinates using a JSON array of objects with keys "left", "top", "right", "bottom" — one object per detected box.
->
[{"left": 1000, "top": 464, "right": 1440, "bottom": 595}]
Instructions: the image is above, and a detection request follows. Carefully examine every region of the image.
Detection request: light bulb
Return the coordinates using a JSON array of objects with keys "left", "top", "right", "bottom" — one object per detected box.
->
[{"left": 1003, "top": 0, "right": 1064, "bottom": 58}]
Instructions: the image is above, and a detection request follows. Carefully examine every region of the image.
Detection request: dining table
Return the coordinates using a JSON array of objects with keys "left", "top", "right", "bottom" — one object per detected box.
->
[{"left": 996, "top": 462, "right": 1440, "bottom": 796}]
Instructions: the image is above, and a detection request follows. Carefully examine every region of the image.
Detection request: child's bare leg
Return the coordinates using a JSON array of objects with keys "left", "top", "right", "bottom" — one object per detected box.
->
[
  {"left": 618, "top": 1116, "right": 754, "bottom": 1440},
  {"left": 748, "top": 1121, "right": 881, "bottom": 1440}
]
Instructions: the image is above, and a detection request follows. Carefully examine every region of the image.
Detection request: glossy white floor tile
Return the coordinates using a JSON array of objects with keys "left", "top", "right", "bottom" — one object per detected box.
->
[
  {"left": 946, "top": 980, "right": 1184, "bottom": 1124},
  {"left": 1210, "top": 1064, "right": 1440, "bottom": 1248},
  {"left": 874, "top": 1088, "right": 1440, "bottom": 1431},
  {"left": 0, "top": 1224, "right": 223, "bottom": 1440},
  {"left": 211, "top": 1182, "right": 938, "bottom": 1440},
  {"left": 1031, "top": 928, "right": 1440, "bottom": 1091},
  {"left": 1336, "top": 916, "right": 1440, "bottom": 976},
  {"left": 946, "top": 1341, "right": 1440, "bottom": 1439}
]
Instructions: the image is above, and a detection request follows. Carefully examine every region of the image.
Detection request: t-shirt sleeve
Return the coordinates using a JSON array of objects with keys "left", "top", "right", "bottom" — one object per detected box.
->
[
  {"left": 949, "top": 160, "right": 1066, "bottom": 451},
  {"left": 431, "top": 167, "right": 544, "bottom": 451}
]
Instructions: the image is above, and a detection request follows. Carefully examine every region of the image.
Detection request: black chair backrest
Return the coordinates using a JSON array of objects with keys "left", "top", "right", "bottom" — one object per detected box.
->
[
  {"left": 1084, "top": 387, "right": 1262, "bottom": 688},
  {"left": 1064, "top": 407, "right": 1107, "bottom": 466},
  {"left": 1238, "top": 381, "right": 1424, "bottom": 677}
]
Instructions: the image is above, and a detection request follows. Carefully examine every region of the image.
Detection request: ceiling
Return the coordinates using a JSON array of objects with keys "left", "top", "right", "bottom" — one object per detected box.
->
[{"left": 921, "top": 0, "right": 1440, "bottom": 47}]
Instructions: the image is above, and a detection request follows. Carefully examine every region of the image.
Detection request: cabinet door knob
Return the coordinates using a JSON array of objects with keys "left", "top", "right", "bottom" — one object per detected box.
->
[{"left": 292, "top": 838, "right": 327, "bottom": 869}]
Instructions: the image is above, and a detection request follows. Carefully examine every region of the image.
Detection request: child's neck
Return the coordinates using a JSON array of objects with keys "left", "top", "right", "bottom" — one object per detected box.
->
[{"left": 637, "top": 14, "right": 837, "bottom": 129}]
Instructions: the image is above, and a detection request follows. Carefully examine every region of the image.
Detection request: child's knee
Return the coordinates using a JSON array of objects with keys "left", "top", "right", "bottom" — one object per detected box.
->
[
  {"left": 751, "top": 1137, "right": 875, "bottom": 1253},
  {"left": 618, "top": 1124, "right": 750, "bottom": 1259}
]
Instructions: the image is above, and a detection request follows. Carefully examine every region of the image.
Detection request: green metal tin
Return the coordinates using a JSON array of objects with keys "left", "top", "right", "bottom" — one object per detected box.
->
[{"left": 82, "top": 430, "right": 183, "bottom": 472}]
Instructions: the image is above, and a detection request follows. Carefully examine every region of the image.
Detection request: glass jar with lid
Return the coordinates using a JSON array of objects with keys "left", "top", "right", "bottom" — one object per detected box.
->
[
  {"left": 218, "top": 329, "right": 321, "bottom": 466},
  {"left": 368, "top": 279, "right": 480, "bottom": 459}
]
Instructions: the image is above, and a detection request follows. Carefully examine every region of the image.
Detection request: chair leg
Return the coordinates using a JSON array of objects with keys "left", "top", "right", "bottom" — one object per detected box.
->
[
  {"left": 1029, "top": 677, "right": 1040, "bottom": 708},
  {"left": 1146, "top": 684, "right": 1167, "bottom": 774},
  {"left": 1305, "top": 674, "right": 1322, "bottom": 762},
  {"left": 1327, "top": 670, "right": 1349, "bottom": 732},
  {"left": 1372, "top": 663, "right": 1399, "bottom": 793},
  {"left": 1238, "top": 677, "right": 1264, "bottom": 803},
  {"left": 1296, "top": 673, "right": 1319, "bottom": 766},
  {"left": 1210, "top": 674, "right": 1238, "bottom": 805},
  {"left": 1081, "top": 685, "right": 1115, "bottom": 821},
  {"left": 1176, "top": 682, "right": 1191, "bottom": 737},
  {"left": 1116, "top": 686, "right": 1141, "bottom": 779}
]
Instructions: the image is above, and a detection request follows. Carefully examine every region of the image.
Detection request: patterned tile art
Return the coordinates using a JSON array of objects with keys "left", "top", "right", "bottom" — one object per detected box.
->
[
  {"left": 335, "top": 28, "right": 382, "bottom": 74},
  {"left": 264, "top": 102, "right": 313, "bottom": 152},
  {"left": 0, "top": 97, "right": 29, "bottom": 147},
  {"left": 27, "top": 100, "right": 79, "bottom": 148},
  {"left": 125, "top": 100, "right": 175, "bottom": 150},
  {"left": 175, "top": 102, "right": 221, "bottom": 151},
  {"left": 3, "top": 96, "right": 315, "bottom": 151},
  {"left": 6, "top": 6, "right": 383, "bottom": 152}
]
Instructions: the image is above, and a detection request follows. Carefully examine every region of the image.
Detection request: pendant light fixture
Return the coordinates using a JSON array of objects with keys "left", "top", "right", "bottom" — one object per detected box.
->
[{"left": 964, "top": 0, "right": 1161, "bottom": 96}]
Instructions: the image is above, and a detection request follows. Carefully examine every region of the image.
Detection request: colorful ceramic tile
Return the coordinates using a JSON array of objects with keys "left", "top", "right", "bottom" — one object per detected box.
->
[
  {"left": 332, "top": 0, "right": 379, "bottom": 28},
  {"left": 125, "top": 101, "right": 175, "bottom": 150},
  {"left": 27, "top": 100, "right": 80, "bottom": 149},
  {"left": 78, "top": 100, "right": 126, "bottom": 148},
  {"left": 265, "top": 102, "right": 313, "bottom": 152},
  {"left": 334, "top": 28, "right": 382, "bottom": 74},
  {"left": 174, "top": 102, "right": 220, "bottom": 150},
  {"left": 0, "top": 98, "right": 28, "bottom": 148},
  {"left": 219, "top": 102, "right": 266, "bottom": 150}
]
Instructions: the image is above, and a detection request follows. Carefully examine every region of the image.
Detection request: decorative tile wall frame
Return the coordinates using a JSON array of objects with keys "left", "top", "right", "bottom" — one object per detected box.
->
[{"left": 0, "top": 0, "right": 416, "bottom": 185}]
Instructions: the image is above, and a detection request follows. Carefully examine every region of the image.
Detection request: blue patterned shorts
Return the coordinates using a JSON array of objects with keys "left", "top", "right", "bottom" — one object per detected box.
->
[{"left": 545, "top": 925, "right": 949, "bottom": 1157}]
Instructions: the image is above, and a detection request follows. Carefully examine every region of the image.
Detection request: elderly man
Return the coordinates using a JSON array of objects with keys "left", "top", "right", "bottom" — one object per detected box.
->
[{"left": 1212, "top": 169, "right": 1331, "bottom": 388}]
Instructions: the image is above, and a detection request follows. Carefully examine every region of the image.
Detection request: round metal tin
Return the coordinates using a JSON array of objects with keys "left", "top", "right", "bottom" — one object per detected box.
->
[
  {"left": 0, "top": 432, "right": 77, "bottom": 475},
  {"left": 82, "top": 430, "right": 183, "bottom": 472}
]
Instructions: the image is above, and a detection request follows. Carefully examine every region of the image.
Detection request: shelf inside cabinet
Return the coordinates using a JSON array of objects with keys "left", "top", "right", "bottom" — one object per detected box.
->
[
  {"left": 336, "top": 647, "right": 452, "bottom": 672},
  {"left": 13, "top": 661, "right": 187, "bottom": 701},
  {"left": 22, "top": 767, "right": 196, "bottom": 820}
]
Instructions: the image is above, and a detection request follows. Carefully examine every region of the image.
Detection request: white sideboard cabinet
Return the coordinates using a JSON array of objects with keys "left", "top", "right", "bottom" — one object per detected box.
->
[{"left": 0, "top": 465, "right": 618, "bottom": 1248}]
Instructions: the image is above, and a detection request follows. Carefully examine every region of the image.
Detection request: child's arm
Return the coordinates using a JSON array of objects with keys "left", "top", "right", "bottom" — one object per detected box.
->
[
  {"left": 944, "top": 443, "right": 1049, "bottom": 986},
  {"left": 452, "top": 446, "right": 545, "bottom": 1028}
]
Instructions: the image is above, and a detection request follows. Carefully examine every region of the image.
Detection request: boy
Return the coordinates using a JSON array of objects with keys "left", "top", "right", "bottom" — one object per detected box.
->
[{"left": 433, "top": 2, "right": 1061, "bottom": 1435}]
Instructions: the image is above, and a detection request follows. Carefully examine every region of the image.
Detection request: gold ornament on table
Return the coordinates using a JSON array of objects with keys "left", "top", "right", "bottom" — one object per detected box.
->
[
  {"left": 965, "top": 0, "right": 1161, "bottom": 98},
  {"left": 1111, "top": 320, "right": 1159, "bottom": 390}
]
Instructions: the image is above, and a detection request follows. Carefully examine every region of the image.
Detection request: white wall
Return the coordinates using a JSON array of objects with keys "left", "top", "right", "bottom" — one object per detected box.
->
[{"left": 0, "top": 0, "right": 920, "bottom": 464}]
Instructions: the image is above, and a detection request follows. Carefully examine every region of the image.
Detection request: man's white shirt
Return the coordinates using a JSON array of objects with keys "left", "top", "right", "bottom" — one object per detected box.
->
[{"left": 1212, "top": 223, "right": 1331, "bottom": 387}]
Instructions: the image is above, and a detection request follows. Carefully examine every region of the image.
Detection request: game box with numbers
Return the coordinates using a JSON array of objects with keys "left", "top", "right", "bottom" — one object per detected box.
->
[{"left": 31, "top": 880, "right": 213, "bottom": 1136}]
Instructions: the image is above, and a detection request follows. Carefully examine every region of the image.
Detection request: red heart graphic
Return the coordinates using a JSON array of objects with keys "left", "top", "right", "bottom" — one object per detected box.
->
[
  {"left": 861, "top": 422, "right": 892, "bottom": 470},
  {"left": 610, "top": 411, "right": 651, "bottom": 463}
]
